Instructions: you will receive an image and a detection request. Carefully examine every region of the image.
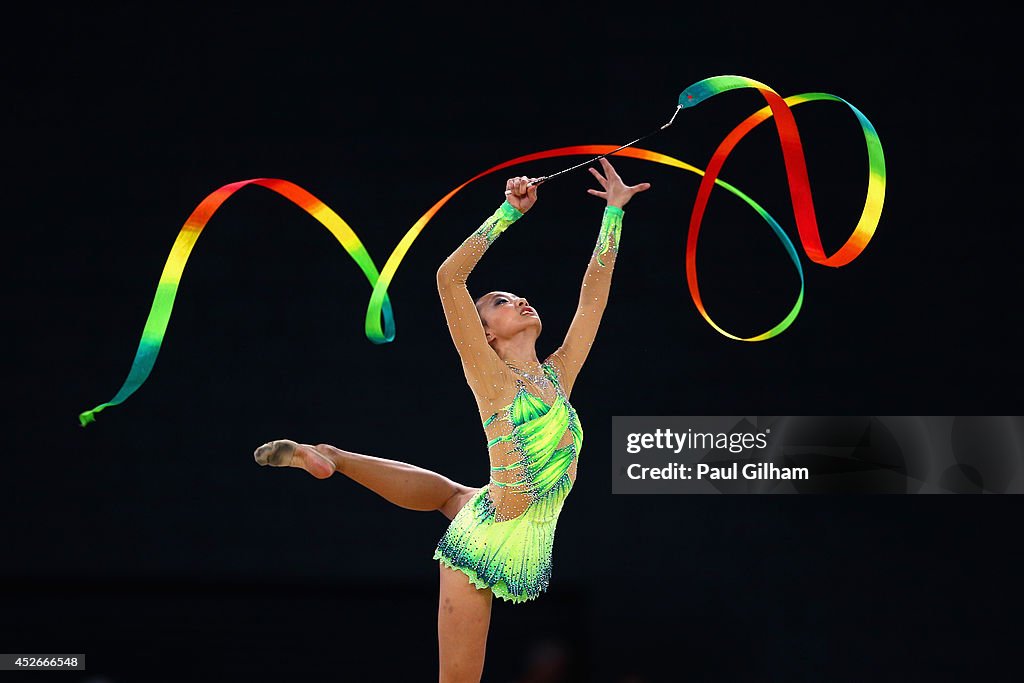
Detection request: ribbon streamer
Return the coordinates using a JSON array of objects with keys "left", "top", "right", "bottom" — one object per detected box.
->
[
  {"left": 678, "top": 75, "right": 885, "bottom": 339},
  {"left": 79, "top": 75, "right": 884, "bottom": 426}
]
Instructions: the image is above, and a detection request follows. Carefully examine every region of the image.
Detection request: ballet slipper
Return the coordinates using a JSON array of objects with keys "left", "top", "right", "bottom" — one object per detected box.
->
[{"left": 253, "top": 439, "right": 335, "bottom": 479}]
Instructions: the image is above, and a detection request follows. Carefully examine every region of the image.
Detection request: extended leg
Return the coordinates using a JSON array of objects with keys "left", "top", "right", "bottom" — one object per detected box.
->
[
  {"left": 254, "top": 439, "right": 475, "bottom": 517},
  {"left": 438, "top": 563, "right": 492, "bottom": 683},
  {"left": 316, "top": 442, "right": 477, "bottom": 516}
]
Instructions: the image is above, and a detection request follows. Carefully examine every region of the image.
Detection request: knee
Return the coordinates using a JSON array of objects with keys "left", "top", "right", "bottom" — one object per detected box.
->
[
  {"left": 439, "top": 670, "right": 482, "bottom": 683},
  {"left": 439, "top": 672, "right": 483, "bottom": 683}
]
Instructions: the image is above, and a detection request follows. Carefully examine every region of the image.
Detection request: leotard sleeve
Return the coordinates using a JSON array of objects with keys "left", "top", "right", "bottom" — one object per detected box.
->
[
  {"left": 546, "top": 205, "right": 625, "bottom": 397},
  {"left": 437, "top": 200, "right": 524, "bottom": 400}
]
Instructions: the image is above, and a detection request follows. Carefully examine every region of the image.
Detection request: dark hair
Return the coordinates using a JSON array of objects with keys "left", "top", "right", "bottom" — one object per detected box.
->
[{"left": 474, "top": 294, "right": 489, "bottom": 328}]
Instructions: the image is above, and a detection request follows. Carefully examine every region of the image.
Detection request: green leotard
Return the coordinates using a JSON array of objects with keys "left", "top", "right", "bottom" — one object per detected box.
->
[{"left": 433, "top": 200, "right": 624, "bottom": 603}]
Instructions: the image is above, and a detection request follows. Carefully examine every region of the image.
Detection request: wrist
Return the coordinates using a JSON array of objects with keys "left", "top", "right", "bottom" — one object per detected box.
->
[
  {"left": 500, "top": 200, "right": 524, "bottom": 220},
  {"left": 604, "top": 204, "right": 625, "bottom": 217}
]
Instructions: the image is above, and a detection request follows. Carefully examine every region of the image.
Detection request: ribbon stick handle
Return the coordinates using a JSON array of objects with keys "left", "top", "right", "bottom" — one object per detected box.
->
[{"left": 527, "top": 105, "right": 682, "bottom": 187}]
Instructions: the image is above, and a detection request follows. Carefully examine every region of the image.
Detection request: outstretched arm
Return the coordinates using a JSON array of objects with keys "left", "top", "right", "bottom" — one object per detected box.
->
[
  {"left": 547, "top": 158, "right": 650, "bottom": 396},
  {"left": 436, "top": 176, "right": 538, "bottom": 399}
]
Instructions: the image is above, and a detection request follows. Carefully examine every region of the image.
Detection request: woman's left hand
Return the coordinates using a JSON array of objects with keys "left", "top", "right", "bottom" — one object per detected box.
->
[{"left": 587, "top": 157, "right": 651, "bottom": 209}]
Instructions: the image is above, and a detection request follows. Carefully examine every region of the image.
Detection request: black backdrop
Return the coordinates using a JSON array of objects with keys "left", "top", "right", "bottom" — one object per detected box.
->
[{"left": 5, "top": 6, "right": 1021, "bottom": 682}]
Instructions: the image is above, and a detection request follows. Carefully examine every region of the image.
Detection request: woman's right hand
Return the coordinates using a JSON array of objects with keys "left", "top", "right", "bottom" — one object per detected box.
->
[{"left": 504, "top": 175, "right": 539, "bottom": 213}]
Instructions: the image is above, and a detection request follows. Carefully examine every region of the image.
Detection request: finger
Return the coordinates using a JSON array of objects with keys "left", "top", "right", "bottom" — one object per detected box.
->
[
  {"left": 588, "top": 167, "right": 607, "bottom": 186},
  {"left": 527, "top": 184, "right": 538, "bottom": 201},
  {"left": 633, "top": 182, "right": 652, "bottom": 192},
  {"left": 599, "top": 157, "right": 619, "bottom": 176},
  {"left": 587, "top": 188, "right": 607, "bottom": 197}
]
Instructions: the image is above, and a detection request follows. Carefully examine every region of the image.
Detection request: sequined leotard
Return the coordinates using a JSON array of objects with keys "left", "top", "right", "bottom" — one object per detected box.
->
[{"left": 433, "top": 200, "right": 624, "bottom": 603}]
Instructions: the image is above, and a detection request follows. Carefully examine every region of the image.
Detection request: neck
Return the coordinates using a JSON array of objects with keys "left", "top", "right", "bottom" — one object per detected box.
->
[{"left": 491, "top": 334, "right": 541, "bottom": 365}]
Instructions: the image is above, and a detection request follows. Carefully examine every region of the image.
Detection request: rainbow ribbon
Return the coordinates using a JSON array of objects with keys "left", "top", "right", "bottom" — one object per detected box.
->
[
  {"left": 679, "top": 75, "right": 885, "bottom": 339},
  {"left": 79, "top": 75, "right": 884, "bottom": 427}
]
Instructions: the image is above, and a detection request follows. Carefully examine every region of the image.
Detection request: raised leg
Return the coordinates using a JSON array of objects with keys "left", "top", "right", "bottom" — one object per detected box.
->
[
  {"left": 254, "top": 439, "right": 477, "bottom": 518},
  {"left": 438, "top": 563, "right": 492, "bottom": 683}
]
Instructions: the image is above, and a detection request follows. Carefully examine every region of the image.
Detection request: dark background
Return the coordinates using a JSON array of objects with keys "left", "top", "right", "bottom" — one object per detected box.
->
[{"left": 5, "top": 5, "right": 1020, "bottom": 682}]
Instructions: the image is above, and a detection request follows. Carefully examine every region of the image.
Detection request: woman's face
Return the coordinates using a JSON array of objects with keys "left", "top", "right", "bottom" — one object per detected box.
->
[{"left": 476, "top": 291, "right": 541, "bottom": 341}]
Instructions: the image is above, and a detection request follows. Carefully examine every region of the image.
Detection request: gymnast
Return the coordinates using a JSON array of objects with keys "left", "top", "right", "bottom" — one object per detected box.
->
[{"left": 254, "top": 157, "right": 650, "bottom": 682}]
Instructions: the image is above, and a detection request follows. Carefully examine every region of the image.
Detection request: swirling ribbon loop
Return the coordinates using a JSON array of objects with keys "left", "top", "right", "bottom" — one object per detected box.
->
[
  {"left": 680, "top": 75, "right": 885, "bottom": 340},
  {"left": 79, "top": 75, "right": 884, "bottom": 426}
]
